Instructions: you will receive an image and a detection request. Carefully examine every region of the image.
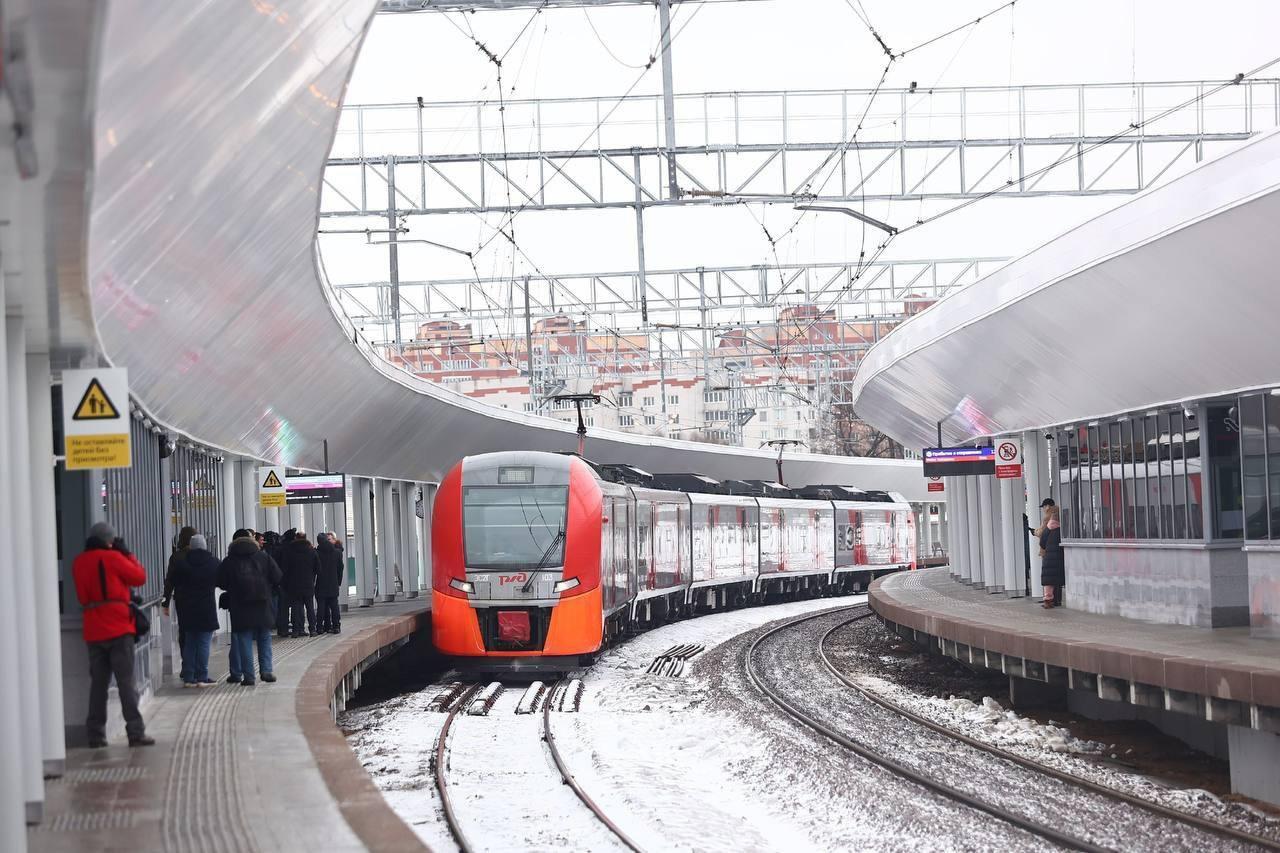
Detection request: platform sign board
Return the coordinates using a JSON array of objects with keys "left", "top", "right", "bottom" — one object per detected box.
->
[
  {"left": 62, "top": 368, "right": 131, "bottom": 470},
  {"left": 921, "top": 446, "right": 995, "bottom": 477},
  {"left": 258, "top": 466, "right": 287, "bottom": 507},
  {"left": 994, "top": 439, "right": 1023, "bottom": 479},
  {"left": 286, "top": 473, "right": 346, "bottom": 505},
  {"left": 926, "top": 476, "right": 945, "bottom": 493}
]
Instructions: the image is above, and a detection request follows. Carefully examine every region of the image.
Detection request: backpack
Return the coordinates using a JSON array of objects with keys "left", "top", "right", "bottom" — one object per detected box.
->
[{"left": 234, "top": 555, "right": 269, "bottom": 602}]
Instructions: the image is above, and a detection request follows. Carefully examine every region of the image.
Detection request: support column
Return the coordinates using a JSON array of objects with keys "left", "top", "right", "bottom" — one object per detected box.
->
[
  {"left": 1000, "top": 473, "right": 1023, "bottom": 596},
  {"left": 334, "top": 481, "right": 350, "bottom": 611},
  {"left": 26, "top": 352, "right": 66, "bottom": 779},
  {"left": 238, "top": 461, "right": 258, "bottom": 533},
  {"left": 352, "top": 477, "right": 375, "bottom": 606},
  {"left": 401, "top": 482, "right": 420, "bottom": 598},
  {"left": 939, "top": 500, "right": 949, "bottom": 555},
  {"left": 419, "top": 483, "right": 436, "bottom": 602},
  {"left": 220, "top": 458, "right": 238, "bottom": 555},
  {"left": 0, "top": 300, "right": 25, "bottom": 853},
  {"left": 375, "top": 478, "right": 397, "bottom": 602},
  {"left": 966, "top": 476, "right": 983, "bottom": 586},
  {"left": 986, "top": 476, "right": 1005, "bottom": 593},
  {"left": 7, "top": 317, "right": 44, "bottom": 823},
  {"left": 922, "top": 504, "right": 934, "bottom": 563},
  {"left": 952, "top": 480, "right": 969, "bottom": 581},
  {"left": 1023, "top": 430, "right": 1048, "bottom": 593}
]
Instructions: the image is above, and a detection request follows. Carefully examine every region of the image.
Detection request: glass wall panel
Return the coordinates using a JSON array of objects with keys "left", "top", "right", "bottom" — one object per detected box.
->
[
  {"left": 1241, "top": 394, "right": 1268, "bottom": 539},
  {"left": 1266, "top": 396, "right": 1280, "bottom": 540},
  {"left": 1208, "top": 404, "right": 1242, "bottom": 539},
  {"left": 1130, "top": 418, "right": 1149, "bottom": 538},
  {"left": 1110, "top": 422, "right": 1127, "bottom": 538},
  {"left": 1143, "top": 414, "right": 1161, "bottom": 539}
]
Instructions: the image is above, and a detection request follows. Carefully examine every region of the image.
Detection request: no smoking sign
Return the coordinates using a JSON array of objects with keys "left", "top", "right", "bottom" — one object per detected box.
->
[{"left": 994, "top": 440, "right": 1022, "bottom": 479}]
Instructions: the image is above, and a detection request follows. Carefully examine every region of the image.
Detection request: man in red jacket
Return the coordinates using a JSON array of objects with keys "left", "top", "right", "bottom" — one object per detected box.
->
[{"left": 72, "top": 521, "right": 155, "bottom": 748}]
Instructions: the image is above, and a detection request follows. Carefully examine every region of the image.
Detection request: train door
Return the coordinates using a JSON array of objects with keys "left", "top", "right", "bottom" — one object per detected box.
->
[
  {"left": 676, "top": 501, "right": 689, "bottom": 584},
  {"left": 636, "top": 499, "right": 654, "bottom": 591},
  {"left": 620, "top": 497, "right": 635, "bottom": 602},
  {"left": 600, "top": 504, "right": 615, "bottom": 612}
]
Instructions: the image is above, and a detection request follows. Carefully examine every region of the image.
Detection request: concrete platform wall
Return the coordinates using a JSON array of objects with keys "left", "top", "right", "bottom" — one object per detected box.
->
[{"left": 1064, "top": 542, "right": 1249, "bottom": 628}]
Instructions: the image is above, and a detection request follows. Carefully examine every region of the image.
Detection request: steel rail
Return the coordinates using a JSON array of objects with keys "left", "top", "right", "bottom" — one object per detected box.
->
[
  {"left": 543, "top": 681, "right": 647, "bottom": 853},
  {"left": 433, "top": 684, "right": 485, "bottom": 853},
  {"left": 821, "top": 613, "right": 1280, "bottom": 852},
  {"left": 745, "top": 605, "right": 1107, "bottom": 852}
]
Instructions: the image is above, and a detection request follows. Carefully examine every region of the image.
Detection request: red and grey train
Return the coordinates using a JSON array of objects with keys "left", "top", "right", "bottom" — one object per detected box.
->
[{"left": 432, "top": 450, "right": 916, "bottom": 672}]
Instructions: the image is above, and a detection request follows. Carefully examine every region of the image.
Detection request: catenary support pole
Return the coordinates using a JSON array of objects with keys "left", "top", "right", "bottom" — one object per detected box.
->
[
  {"left": 633, "top": 151, "right": 650, "bottom": 325},
  {"left": 26, "top": 351, "right": 66, "bottom": 779},
  {"left": 7, "top": 317, "right": 44, "bottom": 824},
  {"left": 657, "top": 0, "right": 679, "bottom": 199}
]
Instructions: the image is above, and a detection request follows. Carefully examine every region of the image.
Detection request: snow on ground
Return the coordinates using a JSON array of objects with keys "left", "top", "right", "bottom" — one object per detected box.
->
[
  {"left": 840, "top": 645, "right": 1280, "bottom": 841},
  {"left": 343, "top": 595, "right": 893, "bottom": 852}
]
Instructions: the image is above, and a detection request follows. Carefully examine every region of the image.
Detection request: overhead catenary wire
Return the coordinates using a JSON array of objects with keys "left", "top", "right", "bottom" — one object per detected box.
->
[{"left": 898, "top": 53, "right": 1280, "bottom": 235}]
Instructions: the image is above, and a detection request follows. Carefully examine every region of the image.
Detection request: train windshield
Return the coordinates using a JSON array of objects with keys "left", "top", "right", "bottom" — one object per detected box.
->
[{"left": 463, "top": 485, "right": 569, "bottom": 570}]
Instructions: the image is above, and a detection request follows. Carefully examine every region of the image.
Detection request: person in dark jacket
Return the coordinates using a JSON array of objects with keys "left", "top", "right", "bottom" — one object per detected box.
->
[
  {"left": 72, "top": 521, "right": 154, "bottom": 748},
  {"left": 216, "top": 534, "right": 283, "bottom": 685},
  {"left": 280, "top": 532, "right": 320, "bottom": 637},
  {"left": 1038, "top": 504, "right": 1066, "bottom": 608},
  {"left": 162, "top": 525, "right": 198, "bottom": 676},
  {"left": 170, "top": 534, "right": 221, "bottom": 686},
  {"left": 314, "top": 533, "right": 343, "bottom": 634},
  {"left": 272, "top": 529, "right": 293, "bottom": 637}
]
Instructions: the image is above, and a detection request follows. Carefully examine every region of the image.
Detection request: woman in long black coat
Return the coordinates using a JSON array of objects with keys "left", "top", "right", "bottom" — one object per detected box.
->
[
  {"left": 1039, "top": 507, "right": 1066, "bottom": 608},
  {"left": 280, "top": 535, "right": 320, "bottom": 637},
  {"left": 170, "top": 533, "right": 221, "bottom": 685},
  {"left": 314, "top": 534, "right": 343, "bottom": 634}
]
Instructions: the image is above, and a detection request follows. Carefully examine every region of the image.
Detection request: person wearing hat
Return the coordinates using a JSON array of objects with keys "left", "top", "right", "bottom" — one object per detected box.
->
[
  {"left": 168, "top": 533, "right": 221, "bottom": 686},
  {"left": 71, "top": 521, "right": 155, "bottom": 748}
]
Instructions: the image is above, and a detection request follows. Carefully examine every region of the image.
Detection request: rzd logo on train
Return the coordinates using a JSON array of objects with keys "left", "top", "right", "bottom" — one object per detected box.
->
[{"left": 498, "top": 573, "right": 529, "bottom": 586}]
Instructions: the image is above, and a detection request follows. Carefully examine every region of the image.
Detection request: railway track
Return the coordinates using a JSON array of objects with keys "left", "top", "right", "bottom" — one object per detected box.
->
[
  {"left": 433, "top": 681, "right": 644, "bottom": 853},
  {"left": 747, "top": 606, "right": 1279, "bottom": 852}
]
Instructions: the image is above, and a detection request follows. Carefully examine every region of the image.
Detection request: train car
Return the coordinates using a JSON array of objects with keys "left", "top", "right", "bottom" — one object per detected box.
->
[{"left": 432, "top": 450, "right": 917, "bottom": 674}]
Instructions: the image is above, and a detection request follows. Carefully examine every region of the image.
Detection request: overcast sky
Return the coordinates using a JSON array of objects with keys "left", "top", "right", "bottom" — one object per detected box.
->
[{"left": 324, "top": 0, "right": 1280, "bottom": 329}]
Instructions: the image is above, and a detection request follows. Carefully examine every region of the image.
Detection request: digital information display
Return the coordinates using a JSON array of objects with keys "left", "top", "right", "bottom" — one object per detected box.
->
[
  {"left": 286, "top": 473, "right": 347, "bottom": 505},
  {"left": 922, "top": 446, "right": 996, "bottom": 477}
]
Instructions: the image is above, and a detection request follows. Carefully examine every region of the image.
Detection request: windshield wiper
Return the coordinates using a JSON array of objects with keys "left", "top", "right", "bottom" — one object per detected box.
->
[{"left": 522, "top": 526, "right": 565, "bottom": 593}]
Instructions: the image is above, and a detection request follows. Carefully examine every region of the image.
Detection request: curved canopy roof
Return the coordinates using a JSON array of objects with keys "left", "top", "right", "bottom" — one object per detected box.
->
[
  {"left": 851, "top": 125, "right": 1280, "bottom": 450},
  {"left": 83, "top": 1, "right": 927, "bottom": 498}
]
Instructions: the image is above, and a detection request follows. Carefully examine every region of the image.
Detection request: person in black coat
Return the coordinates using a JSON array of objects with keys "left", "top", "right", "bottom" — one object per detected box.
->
[
  {"left": 170, "top": 534, "right": 221, "bottom": 686},
  {"left": 268, "top": 530, "right": 291, "bottom": 637},
  {"left": 280, "top": 532, "right": 320, "bottom": 637},
  {"left": 216, "top": 534, "right": 283, "bottom": 685},
  {"left": 1038, "top": 505, "right": 1066, "bottom": 608},
  {"left": 314, "top": 533, "right": 343, "bottom": 634}
]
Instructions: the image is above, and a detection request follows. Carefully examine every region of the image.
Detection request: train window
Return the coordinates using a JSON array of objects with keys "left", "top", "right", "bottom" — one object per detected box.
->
[{"left": 463, "top": 485, "right": 568, "bottom": 570}]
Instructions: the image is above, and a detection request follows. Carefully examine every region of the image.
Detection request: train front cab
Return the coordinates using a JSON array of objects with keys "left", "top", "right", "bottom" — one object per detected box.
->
[{"left": 431, "top": 451, "right": 609, "bottom": 672}]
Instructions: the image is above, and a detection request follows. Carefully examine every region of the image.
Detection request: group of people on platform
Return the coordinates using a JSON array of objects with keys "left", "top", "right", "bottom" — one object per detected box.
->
[{"left": 71, "top": 521, "right": 347, "bottom": 748}]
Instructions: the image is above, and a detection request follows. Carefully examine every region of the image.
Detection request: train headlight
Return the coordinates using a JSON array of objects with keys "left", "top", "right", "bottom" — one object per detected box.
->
[
  {"left": 552, "top": 577, "right": 580, "bottom": 594},
  {"left": 449, "top": 578, "right": 475, "bottom": 594}
]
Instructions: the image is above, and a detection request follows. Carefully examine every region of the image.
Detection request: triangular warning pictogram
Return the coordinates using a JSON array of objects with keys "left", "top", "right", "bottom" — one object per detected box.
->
[
  {"left": 72, "top": 378, "right": 120, "bottom": 421},
  {"left": 261, "top": 470, "right": 284, "bottom": 489}
]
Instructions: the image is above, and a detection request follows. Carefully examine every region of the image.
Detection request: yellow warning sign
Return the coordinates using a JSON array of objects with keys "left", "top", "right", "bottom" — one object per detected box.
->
[
  {"left": 72, "top": 378, "right": 120, "bottom": 421},
  {"left": 258, "top": 465, "right": 287, "bottom": 508},
  {"left": 65, "top": 434, "right": 131, "bottom": 469}
]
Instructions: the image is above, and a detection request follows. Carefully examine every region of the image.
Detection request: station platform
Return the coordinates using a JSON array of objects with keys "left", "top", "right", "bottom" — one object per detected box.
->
[
  {"left": 870, "top": 567, "right": 1280, "bottom": 729},
  {"left": 870, "top": 567, "right": 1280, "bottom": 803},
  {"left": 29, "top": 601, "right": 432, "bottom": 853}
]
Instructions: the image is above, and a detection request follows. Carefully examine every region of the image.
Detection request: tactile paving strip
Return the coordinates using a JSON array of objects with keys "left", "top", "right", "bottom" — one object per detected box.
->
[
  {"left": 160, "top": 636, "right": 317, "bottom": 853},
  {"left": 58, "top": 767, "right": 149, "bottom": 785},
  {"left": 37, "top": 811, "right": 143, "bottom": 832}
]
